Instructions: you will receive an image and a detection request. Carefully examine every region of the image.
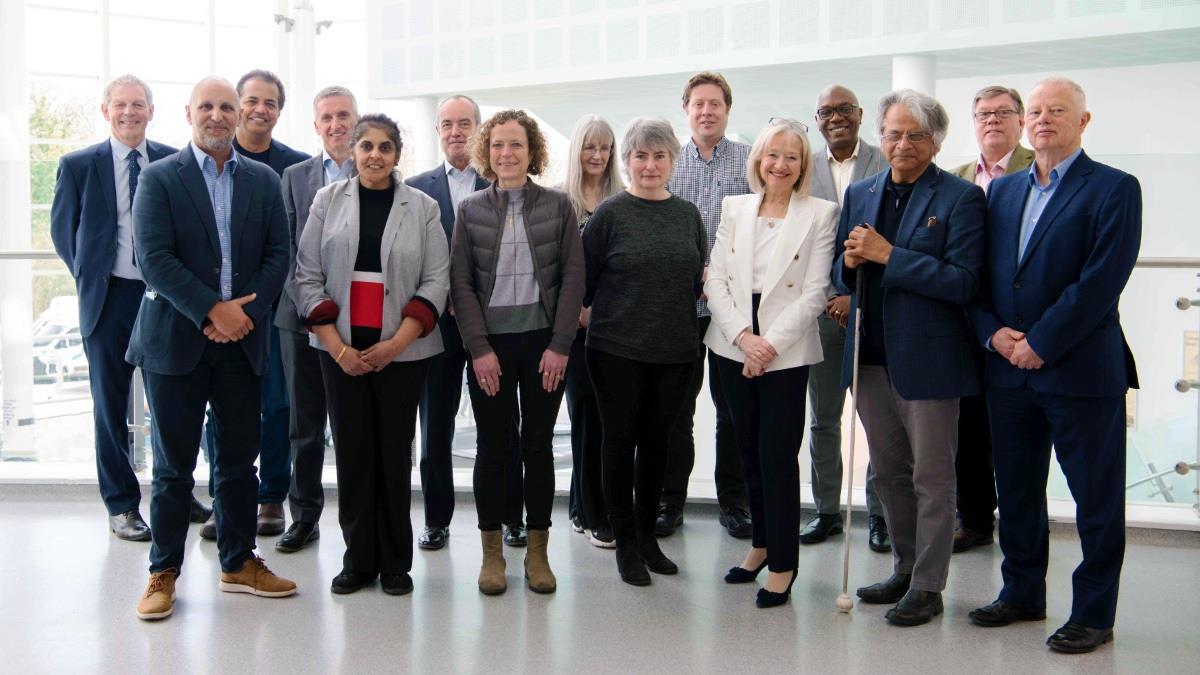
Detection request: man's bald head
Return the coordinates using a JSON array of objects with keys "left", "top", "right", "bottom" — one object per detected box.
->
[
  {"left": 186, "top": 77, "right": 240, "bottom": 154},
  {"left": 816, "top": 85, "right": 860, "bottom": 109}
]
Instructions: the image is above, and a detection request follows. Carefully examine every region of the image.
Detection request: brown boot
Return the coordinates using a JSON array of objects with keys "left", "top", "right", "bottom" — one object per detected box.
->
[
  {"left": 524, "top": 528, "right": 556, "bottom": 594},
  {"left": 478, "top": 530, "right": 507, "bottom": 595},
  {"left": 257, "top": 503, "right": 286, "bottom": 536},
  {"left": 219, "top": 555, "right": 298, "bottom": 597},
  {"left": 136, "top": 569, "right": 178, "bottom": 620}
]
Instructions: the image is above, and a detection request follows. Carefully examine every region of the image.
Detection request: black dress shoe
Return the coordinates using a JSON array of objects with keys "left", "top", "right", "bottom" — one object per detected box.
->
[
  {"left": 637, "top": 535, "right": 678, "bottom": 575},
  {"left": 969, "top": 599, "right": 1046, "bottom": 627},
  {"left": 503, "top": 524, "right": 527, "bottom": 547},
  {"left": 856, "top": 573, "right": 911, "bottom": 604},
  {"left": 417, "top": 526, "right": 449, "bottom": 551},
  {"left": 331, "top": 571, "right": 376, "bottom": 594},
  {"left": 719, "top": 507, "right": 752, "bottom": 539},
  {"left": 755, "top": 570, "right": 798, "bottom": 609},
  {"left": 381, "top": 573, "right": 414, "bottom": 596},
  {"left": 724, "top": 559, "right": 768, "bottom": 584},
  {"left": 885, "top": 590, "right": 943, "bottom": 626},
  {"left": 198, "top": 513, "right": 217, "bottom": 540},
  {"left": 868, "top": 515, "right": 892, "bottom": 553},
  {"left": 275, "top": 522, "right": 319, "bottom": 553},
  {"left": 615, "top": 540, "right": 651, "bottom": 586},
  {"left": 189, "top": 496, "right": 213, "bottom": 524},
  {"left": 799, "top": 513, "right": 843, "bottom": 544},
  {"left": 654, "top": 504, "right": 683, "bottom": 537},
  {"left": 1047, "top": 621, "right": 1113, "bottom": 654},
  {"left": 109, "top": 510, "right": 151, "bottom": 541}
]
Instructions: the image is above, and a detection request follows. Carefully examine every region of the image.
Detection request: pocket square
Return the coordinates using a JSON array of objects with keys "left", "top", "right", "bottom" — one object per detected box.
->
[{"left": 926, "top": 216, "right": 938, "bottom": 228}]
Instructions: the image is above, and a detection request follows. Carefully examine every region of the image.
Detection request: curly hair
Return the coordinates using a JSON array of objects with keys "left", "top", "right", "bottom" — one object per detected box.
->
[{"left": 469, "top": 109, "right": 549, "bottom": 181}]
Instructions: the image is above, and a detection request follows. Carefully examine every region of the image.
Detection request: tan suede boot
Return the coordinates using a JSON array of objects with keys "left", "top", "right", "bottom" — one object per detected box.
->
[
  {"left": 524, "top": 529, "right": 557, "bottom": 594},
  {"left": 478, "top": 530, "right": 507, "bottom": 595}
]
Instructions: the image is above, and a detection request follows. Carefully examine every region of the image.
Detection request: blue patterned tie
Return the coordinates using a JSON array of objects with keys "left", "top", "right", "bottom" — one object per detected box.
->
[{"left": 128, "top": 149, "right": 141, "bottom": 267}]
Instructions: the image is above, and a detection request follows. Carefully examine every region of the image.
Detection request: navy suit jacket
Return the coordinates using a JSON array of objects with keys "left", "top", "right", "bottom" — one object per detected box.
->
[
  {"left": 125, "top": 144, "right": 289, "bottom": 376},
  {"left": 405, "top": 163, "right": 490, "bottom": 352},
  {"left": 234, "top": 137, "right": 310, "bottom": 178},
  {"left": 969, "top": 151, "right": 1141, "bottom": 397},
  {"left": 833, "top": 166, "right": 987, "bottom": 400},
  {"left": 50, "top": 138, "right": 177, "bottom": 337}
]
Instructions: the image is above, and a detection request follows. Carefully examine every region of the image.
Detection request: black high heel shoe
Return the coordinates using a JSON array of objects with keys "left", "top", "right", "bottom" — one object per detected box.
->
[
  {"left": 755, "top": 569, "right": 798, "bottom": 608},
  {"left": 724, "top": 559, "right": 768, "bottom": 584}
]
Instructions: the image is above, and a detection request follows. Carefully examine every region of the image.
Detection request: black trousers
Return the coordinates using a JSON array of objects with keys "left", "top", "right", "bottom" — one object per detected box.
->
[
  {"left": 418, "top": 312, "right": 526, "bottom": 528},
  {"left": 467, "top": 329, "right": 564, "bottom": 531},
  {"left": 278, "top": 328, "right": 328, "bottom": 525},
  {"left": 320, "top": 354, "right": 427, "bottom": 576},
  {"left": 661, "top": 316, "right": 747, "bottom": 511},
  {"left": 145, "top": 342, "right": 260, "bottom": 574},
  {"left": 955, "top": 392, "right": 997, "bottom": 533},
  {"left": 80, "top": 276, "right": 144, "bottom": 516},
  {"left": 587, "top": 348, "right": 693, "bottom": 539},
  {"left": 566, "top": 329, "right": 606, "bottom": 530},
  {"left": 715, "top": 355, "right": 808, "bottom": 572}
]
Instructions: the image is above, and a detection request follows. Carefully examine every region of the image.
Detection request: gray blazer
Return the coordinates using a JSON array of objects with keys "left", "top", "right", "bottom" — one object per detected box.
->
[
  {"left": 809, "top": 140, "right": 886, "bottom": 204},
  {"left": 277, "top": 154, "right": 325, "bottom": 333},
  {"left": 294, "top": 174, "right": 450, "bottom": 362}
]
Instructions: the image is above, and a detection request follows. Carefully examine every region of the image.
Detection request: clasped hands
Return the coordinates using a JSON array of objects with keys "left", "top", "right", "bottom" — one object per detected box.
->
[
  {"left": 332, "top": 337, "right": 407, "bottom": 376},
  {"left": 203, "top": 293, "right": 256, "bottom": 343},
  {"left": 472, "top": 348, "right": 568, "bottom": 397},
  {"left": 738, "top": 331, "right": 777, "bottom": 378},
  {"left": 843, "top": 225, "right": 892, "bottom": 268},
  {"left": 992, "top": 327, "right": 1044, "bottom": 370}
]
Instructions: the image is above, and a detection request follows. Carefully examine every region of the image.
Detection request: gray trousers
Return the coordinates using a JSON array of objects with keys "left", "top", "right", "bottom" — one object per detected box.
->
[
  {"left": 856, "top": 365, "right": 959, "bottom": 592},
  {"left": 807, "top": 314, "right": 883, "bottom": 517}
]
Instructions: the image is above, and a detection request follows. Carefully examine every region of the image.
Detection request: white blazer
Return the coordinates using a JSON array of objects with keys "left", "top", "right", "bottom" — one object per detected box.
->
[{"left": 704, "top": 192, "right": 839, "bottom": 372}]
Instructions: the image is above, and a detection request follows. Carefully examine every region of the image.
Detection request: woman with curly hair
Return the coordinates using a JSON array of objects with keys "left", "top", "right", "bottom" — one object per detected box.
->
[{"left": 450, "top": 109, "right": 585, "bottom": 595}]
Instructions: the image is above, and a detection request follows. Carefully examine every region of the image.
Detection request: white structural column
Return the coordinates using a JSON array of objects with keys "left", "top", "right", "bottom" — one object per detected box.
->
[
  {"left": 891, "top": 55, "right": 936, "bottom": 95},
  {"left": 0, "top": 0, "right": 35, "bottom": 459},
  {"left": 409, "top": 96, "right": 439, "bottom": 176},
  {"left": 289, "top": 0, "right": 316, "bottom": 147}
]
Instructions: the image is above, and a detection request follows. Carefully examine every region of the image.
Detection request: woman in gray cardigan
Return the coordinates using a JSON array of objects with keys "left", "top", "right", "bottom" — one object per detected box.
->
[
  {"left": 451, "top": 109, "right": 585, "bottom": 596},
  {"left": 294, "top": 114, "right": 449, "bottom": 597}
]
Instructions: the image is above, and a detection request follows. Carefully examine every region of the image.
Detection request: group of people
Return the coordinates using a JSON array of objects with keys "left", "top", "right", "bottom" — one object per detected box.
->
[{"left": 51, "top": 66, "right": 1140, "bottom": 655}]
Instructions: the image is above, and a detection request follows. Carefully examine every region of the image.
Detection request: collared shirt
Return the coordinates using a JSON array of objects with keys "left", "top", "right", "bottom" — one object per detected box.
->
[
  {"left": 1018, "top": 148, "right": 1082, "bottom": 263},
  {"left": 974, "top": 147, "right": 1016, "bottom": 193},
  {"left": 190, "top": 143, "right": 239, "bottom": 301},
  {"left": 322, "top": 151, "right": 353, "bottom": 186},
  {"left": 668, "top": 136, "right": 751, "bottom": 316},
  {"left": 111, "top": 136, "right": 150, "bottom": 280},
  {"left": 444, "top": 160, "right": 480, "bottom": 212},
  {"left": 826, "top": 139, "right": 861, "bottom": 207}
]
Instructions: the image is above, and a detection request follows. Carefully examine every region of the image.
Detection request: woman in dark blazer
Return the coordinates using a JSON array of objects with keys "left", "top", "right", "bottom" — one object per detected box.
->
[
  {"left": 294, "top": 114, "right": 449, "bottom": 596},
  {"left": 451, "top": 109, "right": 585, "bottom": 596},
  {"left": 705, "top": 118, "right": 838, "bottom": 608}
]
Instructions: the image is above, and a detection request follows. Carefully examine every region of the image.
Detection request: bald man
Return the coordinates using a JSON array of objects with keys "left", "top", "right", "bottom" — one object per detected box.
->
[{"left": 127, "top": 77, "right": 296, "bottom": 620}]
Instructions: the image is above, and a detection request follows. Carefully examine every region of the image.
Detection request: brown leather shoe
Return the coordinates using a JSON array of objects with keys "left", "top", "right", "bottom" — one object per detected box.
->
[
  {"left": 257, "top": 503, "right": 286, "bottom": 536},
  {"left": 524, "top": 529, "right": 556, "bottom": 593},
  {"left": 953, "top": 526, "right": 994, "bottom": 553},
  {"left": 136, "top": 569, "right": 178, "bottom": 620},
  {"left": 218, "top": 555, "right": 297, "bottom": 597},
  {"left": 478, "top": 530, "right": 507, "bottom": 595}
]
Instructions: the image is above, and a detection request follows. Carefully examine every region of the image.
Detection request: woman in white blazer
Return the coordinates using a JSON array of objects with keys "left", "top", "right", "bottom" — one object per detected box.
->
[{"left": 704, "top": 118, "right": 838, "bottom": 608}]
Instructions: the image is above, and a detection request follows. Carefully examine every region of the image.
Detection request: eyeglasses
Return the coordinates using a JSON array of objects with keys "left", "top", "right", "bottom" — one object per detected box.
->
[
  {"left": 768, "top": 116, "right": 809, "bottom": 133},
  {"left": 816, "top": 104, "right": 858, "bottom": 120},
  {"left": 973, "top": 109, "right": 1019, "bottom": 122},
  {"left": 881, "top": 131, "right": 933, "bottom": 144}
]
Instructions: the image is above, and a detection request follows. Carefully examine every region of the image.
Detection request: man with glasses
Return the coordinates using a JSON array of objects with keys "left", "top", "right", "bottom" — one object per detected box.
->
[
  {"left": 947, "top": 86, "right": 1035, "bottom": 555},
  {"left": 804, "top": 84, "right": 890, "bottom": 554},
  {"left": 832, "top": 89, "right": 985, "bottom": 626}
]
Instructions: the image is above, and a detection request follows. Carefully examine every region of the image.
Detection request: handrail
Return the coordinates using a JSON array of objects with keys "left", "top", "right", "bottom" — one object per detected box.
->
[{"left": 0, "top": 250, "right": 59, "bottom": 260}]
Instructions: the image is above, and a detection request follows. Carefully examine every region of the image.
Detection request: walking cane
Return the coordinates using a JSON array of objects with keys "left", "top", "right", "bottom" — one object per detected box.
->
[{"left": 836, "top": 265, "right": 866, "bottom": 613}]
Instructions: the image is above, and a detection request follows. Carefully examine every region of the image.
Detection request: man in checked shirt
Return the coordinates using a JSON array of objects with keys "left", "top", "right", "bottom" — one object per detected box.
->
[{"left": 658, "top": 71, "right": 752, "bottom": 540}]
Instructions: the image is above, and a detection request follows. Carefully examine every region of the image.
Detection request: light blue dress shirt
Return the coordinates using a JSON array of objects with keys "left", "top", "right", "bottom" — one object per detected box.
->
[
  {"left": 322, "top": 151, "right": 352, "bottom": 186},
  {"left": 1018, "top": 148, "right": 1082, "bottom": 263},
  {"left": 444, "top": 160, "right": 479, "bottom": 212},
  {"left": 111, "top": 137, "right": 149, "bottom": 280},
  {"left": 190, "top": 143, "right": 239, "bottom": 301}
]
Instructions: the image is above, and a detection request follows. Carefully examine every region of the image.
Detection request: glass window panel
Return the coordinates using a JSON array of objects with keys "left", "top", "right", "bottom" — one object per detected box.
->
[
  {"left": 26, "top": 7, "right": 101, "bottom": 76},
  {"left": 28, "top": 0, "right": 97, "bottom": 11},
  {"left": 109, "top": 16, "right": 209, "bottom": 82},
  {"left": 28, "top": 76, "right": 102, "bottom": 143},
  {"left": 142, "top": 82, "right": 201, "bottom": 149},
  {"left": 214, "top": 0, "right": 276, "bottom": 27},
  {"left": 214, "top": 26, "right": 279, "bottom": 86},
  {"left": 314, "top": 20, "right": 367, "bottom": 86},
  {"left": 108, "top": 0, "right": 206, "bottom": 21}
]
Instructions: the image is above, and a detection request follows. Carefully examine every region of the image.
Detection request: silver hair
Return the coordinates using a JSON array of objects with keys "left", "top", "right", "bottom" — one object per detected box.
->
[
  {"left": 313, "top": 86, "right": 358, "bottom": 115},
  {"left": 1031, "top": 77, "right": 1088, "bottom": 110},
  {"left": 103, "top": 74, "right": 153, "bottom": 107},
  {"left": 620, "top": 117, "right": 680, "bottom": 178},
  {"left": 877, "top": 89, "right": 950, "bottom": 149},
  {"left": 564, "top": 115, "right": 625, "bottom": 223},
  {"left": 437, "top": 94, "right": 482, "bottom": 124}
]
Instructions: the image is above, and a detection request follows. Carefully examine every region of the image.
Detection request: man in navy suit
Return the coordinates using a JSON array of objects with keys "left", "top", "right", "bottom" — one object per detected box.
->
[
  {"left": 49, "top": 74, "right": 210, "bottom": 540},
  {"left": 198, "top": 69, "right": 311, "bottom": 540},
  {"left": 128, "top": 77, "right": 295, "bottom": 620},
  {"left": 273, "top": 85, "right": 358, "bottom": 553},
  {"left": 406, "top": 94, "right": 526, "bottom": 550},
  {"left": 833, "top": 89, "right": 985, "bottom": 626},
  {"left": 967, "top": 78, "right": 1141, "bottom": 654}
]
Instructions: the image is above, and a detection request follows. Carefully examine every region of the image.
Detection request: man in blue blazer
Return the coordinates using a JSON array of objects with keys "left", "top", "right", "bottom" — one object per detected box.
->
[
  {"left": 128, "top": 77, "right": 295, "bottom": 621},
  {"left": 49, "top": 74, "right": 209, "bottom": 540},
  {"left": 833, "top": 90, "right": 985, "bottom": 626},
  {"left": 967, "top": 78, "right": 1141, "bottom": 654},
  {"left": 406, "top": 94, "right": 526, "bottom": 550}
]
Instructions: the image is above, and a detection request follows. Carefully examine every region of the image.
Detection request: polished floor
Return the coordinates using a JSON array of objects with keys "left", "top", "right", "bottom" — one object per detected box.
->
[{"left": 1, "top": 490, "right": 1197, "bottom": 674}]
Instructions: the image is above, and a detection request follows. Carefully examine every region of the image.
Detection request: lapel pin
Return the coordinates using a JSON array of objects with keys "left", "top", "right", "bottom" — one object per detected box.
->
[{"left": 927, "top": 216, "right": 938, "bottom": 228}]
